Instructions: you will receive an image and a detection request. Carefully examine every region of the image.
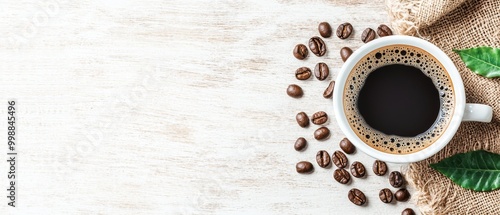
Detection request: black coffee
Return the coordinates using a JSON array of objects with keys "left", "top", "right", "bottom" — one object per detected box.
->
[
  {"left": 358, "top": 64, "right": 440, "bottom": 137},
  {"left": 343, "top": 45, "right": 455, "bottom": 154}
]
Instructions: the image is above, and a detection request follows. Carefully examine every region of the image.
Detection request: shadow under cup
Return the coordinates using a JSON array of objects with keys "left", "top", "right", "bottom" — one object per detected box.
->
[{"left": 343, "top": 44, "right": 455, "bottom": 155}]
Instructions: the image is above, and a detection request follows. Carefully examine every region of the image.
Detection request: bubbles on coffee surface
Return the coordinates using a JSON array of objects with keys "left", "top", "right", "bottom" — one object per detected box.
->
[{"left": 344, "top": 45, "right": 455, "bottom": 154}]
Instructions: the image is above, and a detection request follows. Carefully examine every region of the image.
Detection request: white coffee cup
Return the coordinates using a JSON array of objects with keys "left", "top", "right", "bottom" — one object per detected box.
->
[{"left": 333, "top": 36, "right": 492, "bottom": 163}]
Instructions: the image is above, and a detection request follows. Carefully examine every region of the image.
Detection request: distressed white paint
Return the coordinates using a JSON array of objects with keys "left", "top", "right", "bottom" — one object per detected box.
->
[{"left": 0, "top": 0, "right": 418, "bottom": 214}]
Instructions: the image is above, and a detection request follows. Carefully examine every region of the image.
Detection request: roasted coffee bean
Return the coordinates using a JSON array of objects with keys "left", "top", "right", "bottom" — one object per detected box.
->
[
  {"left": 389, "top": 171, "right": 405, "bottom": 188},
  {"left": 311, "top": 111, "right": 328, "bottom": 125},
  {"left": 394, "top": 188, "right": 410, "bottom": 202},
  {"left": 314, "top": 62, "right": 329, "bottom": 81},
  {"left": 379, "top": 188, "right": 393, "bottom": 203},
  {"left": 339, "top": 138, "right": 355, "bottom": 154},
  {"left": 373, "top": 160, "right": 388, "bottom": 176},
  {"left": 361, "top": 28, "right": 376, "bottom": 43},
  {"left": 296, "top": 161, "right": 314, "bottom": 173},
  {"left": 333, "top": 168, "right": 351, "bottom": 184},
  {"left": 323, "top": 81, "right": 335, "bottom": 99},
  {"left": 336, "top": 22, "right": 353, "bottom": 39},
  {"left": 293, "top": 44, "right": 308, "bottom": 60},
  {"left": 377, "top": 24, "right": 393, "bottom": 37},
  {"left": 309, "top": 36, "right": 327, "bottom": 57},
  {"left": 295, "top": 67, "right": 312, "bottom": 80},
  {"left": 401, "top": 208, "right": 416, "bottom": 215},
  {"left": 314, "top": 127, "right": 330, "bottom": 140},
  {"left": 350, "top": 161, "right": 366, "bottom": 178},
  {"left": 287, "top": 84, "right": 303, "bottom": 98},
  {"left": 294, "top": 137, "right": 307, "bottom": 151},
  {"left": 318, "top": 22, "right": 332, "bottom": 38},
  {"left": 340, "top": 47, "right": 353, "bottom": 62},
  {"left": 316, "top": 150, "right": 331, "bottom": 168},
  {"left": 332, "top": 150, "right": 348, "bottom": 168},
  {"left": 348, "top": 188, "right": 366, "bottom": 206},
  {"left": 296, "top": 112, "right": 309, "bottom": 128}
]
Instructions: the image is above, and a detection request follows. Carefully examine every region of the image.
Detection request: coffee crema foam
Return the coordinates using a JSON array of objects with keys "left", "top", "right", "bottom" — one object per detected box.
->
[{"left": 344, "top": 45, "right": 455, "bottom": 154}]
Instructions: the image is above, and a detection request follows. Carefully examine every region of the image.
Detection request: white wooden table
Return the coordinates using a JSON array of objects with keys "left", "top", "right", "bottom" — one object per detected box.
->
[{"left": 0, "top": 0, "right": 417, "bottom": 214}]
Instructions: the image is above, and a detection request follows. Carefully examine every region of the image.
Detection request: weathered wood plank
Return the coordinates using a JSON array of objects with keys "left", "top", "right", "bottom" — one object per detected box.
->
[{"left": 0, "top": 0, "right": 417, "bottom": 214}]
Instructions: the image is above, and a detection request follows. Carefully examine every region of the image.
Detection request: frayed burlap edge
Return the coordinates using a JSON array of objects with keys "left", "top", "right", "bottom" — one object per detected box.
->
[
  {"left": 405, "top": 166, "right": 459, "bottom": 215},
  {"left": 385, "top": 0, "right": 467, "bottom": 38},
  {"left": 385, "top": 0, "right": 422, "bottom": 36}
]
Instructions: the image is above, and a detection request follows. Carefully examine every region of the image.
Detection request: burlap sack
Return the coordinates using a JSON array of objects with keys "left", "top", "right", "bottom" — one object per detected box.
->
[{"left": 386, "top": 0, "right": 500, "bottom": 214}]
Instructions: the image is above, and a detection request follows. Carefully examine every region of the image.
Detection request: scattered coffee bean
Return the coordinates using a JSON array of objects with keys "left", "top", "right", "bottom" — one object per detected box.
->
[
  {"left": 323, "top": 81, "right": 335, "bottom": 99},
  {"left": 348, "top": 188, "right": 366, "bottom": 206},
  {"left": 311, "top": 111, "right": 328, "bottom": 125},
  {"left": 373, "top": 160, "right": 388, "bottom": 176},
  {"left": 318, "top": 22, "right": 332, "bottom": 38},
  {"left": 389, "top": 171, "right": 405, "bottom": 188},
  {"left": 294, "top": 137, "right": 307, "bottom": 151},
  {"left": 314, "top": 127, "right": 330, "bottom": 140},
  {"left": 350, "top": 161, "right": 366, "bottom": 178},
  {"left": 340, "top": 47, "right": 353, "bottom": 62},
  {"left": 401, "top": 208, "right": 416, "bottom": 215},
  {"left": 309, "top": 36, "right": 327, "bottom": 57},
  {"left": 339, "top": 138, "right": 355, "bottom": 154},
  {"left": 314, "top": 62, "right": 329, "bottom": 81},
  {"left": 332, "top": 150, "right": 348, "bottom": 168},
  {"left": 295, "top": 67, "right": 312, "bottom": 80},
  {"left": 293, "top": 44, "right": 308, "bottom": 60},
  {"left": 296, "top": 112, "right": 309, "bottom": 128},
  {"left": 316, "top": 150, "right": 331, "bottom": 168},
  {"left": 336, "top": 22, "right": 353, "bottom": 39},
  {"left": 394, "top": 188, "right": 410, "bottom": 202},
  {"left": 377, "top": 24, "right": 393, "bottom": 37},
  {"left": 287, "top": 84, "right": 303, "bottom": 98},
  {"left": 296, "top": 161, "right": 314, "bottom": 174},
  {"left": 333, "top": 168, "right": 351, "bottom": 184},
  {"left": 361, "top": 28, "right": 376, "bottom": 43},
  {"left": 379, "top": 188, "right": 393, "bottom": 203}
]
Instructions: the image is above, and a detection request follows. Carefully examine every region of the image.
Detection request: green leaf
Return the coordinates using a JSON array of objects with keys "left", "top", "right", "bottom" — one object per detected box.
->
[
  {"left": 430, "top": 150, "right": 500, "bottom": 192},
  {"left": 453, "top": 47, "right": 500, "bottom": 78}
]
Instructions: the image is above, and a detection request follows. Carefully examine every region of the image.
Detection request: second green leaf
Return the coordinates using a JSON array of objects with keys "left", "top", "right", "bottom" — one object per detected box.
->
[
  {"left": 430, "top": 150, "right": 500, "bottom": 192},
  {"left": 453, "top": 46, "right": 500, "bottom": 78}
]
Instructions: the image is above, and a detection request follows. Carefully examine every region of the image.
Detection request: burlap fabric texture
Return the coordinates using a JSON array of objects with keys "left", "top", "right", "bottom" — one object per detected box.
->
[{"left": 386, "top": 0, "right": 500, "bottom": 214}]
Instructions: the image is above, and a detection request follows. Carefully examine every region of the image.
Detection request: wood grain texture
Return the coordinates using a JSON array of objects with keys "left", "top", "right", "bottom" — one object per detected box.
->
[{"left": 0, "top": 0, "right": 418, "bottom": 214}]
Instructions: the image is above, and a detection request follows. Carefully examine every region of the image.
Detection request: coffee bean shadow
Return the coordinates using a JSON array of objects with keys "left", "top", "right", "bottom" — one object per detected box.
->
[
  {"left": 310, "top": 168, "right": 316, "bottom": 174},
  {"left": 345, "top": 175, "right": 353, "bottom": 186},
  {"left": 358, "top": 172, "right": 368, "bottom": 180},
  {"left": 324, "top": 118, "right": 330, "bottom": 126},
  {"left": 388, "top": 197, "right": 398, "bottom": 205},
  {"left": 298, "top": 143, "right": 308, "bottom": 152},
  {"left": 315, "top": 135, "right": 331, "bottom": 142},
  {"left": 361, "top": 199, "right": 369, "bottom": 207},
  {"left": 349, "top": 173, "right": 365, "bottom": 180},
  {"left": 403, "top": 179, "right": 409, "bottom": 187},
  {"left": 324, "top": 162, "right": 333, "bottom": 169},
  {"left": 304, "top": 169, "right": 315, "bottom": 175},
  {"left": 303, "top": 75, "right": 315, "bottom": 82}
]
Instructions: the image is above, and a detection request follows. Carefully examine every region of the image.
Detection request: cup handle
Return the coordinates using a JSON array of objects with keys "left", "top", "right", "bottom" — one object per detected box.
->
[{"left": 462, "top": 104, "right": 493, "bottom": 122}]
